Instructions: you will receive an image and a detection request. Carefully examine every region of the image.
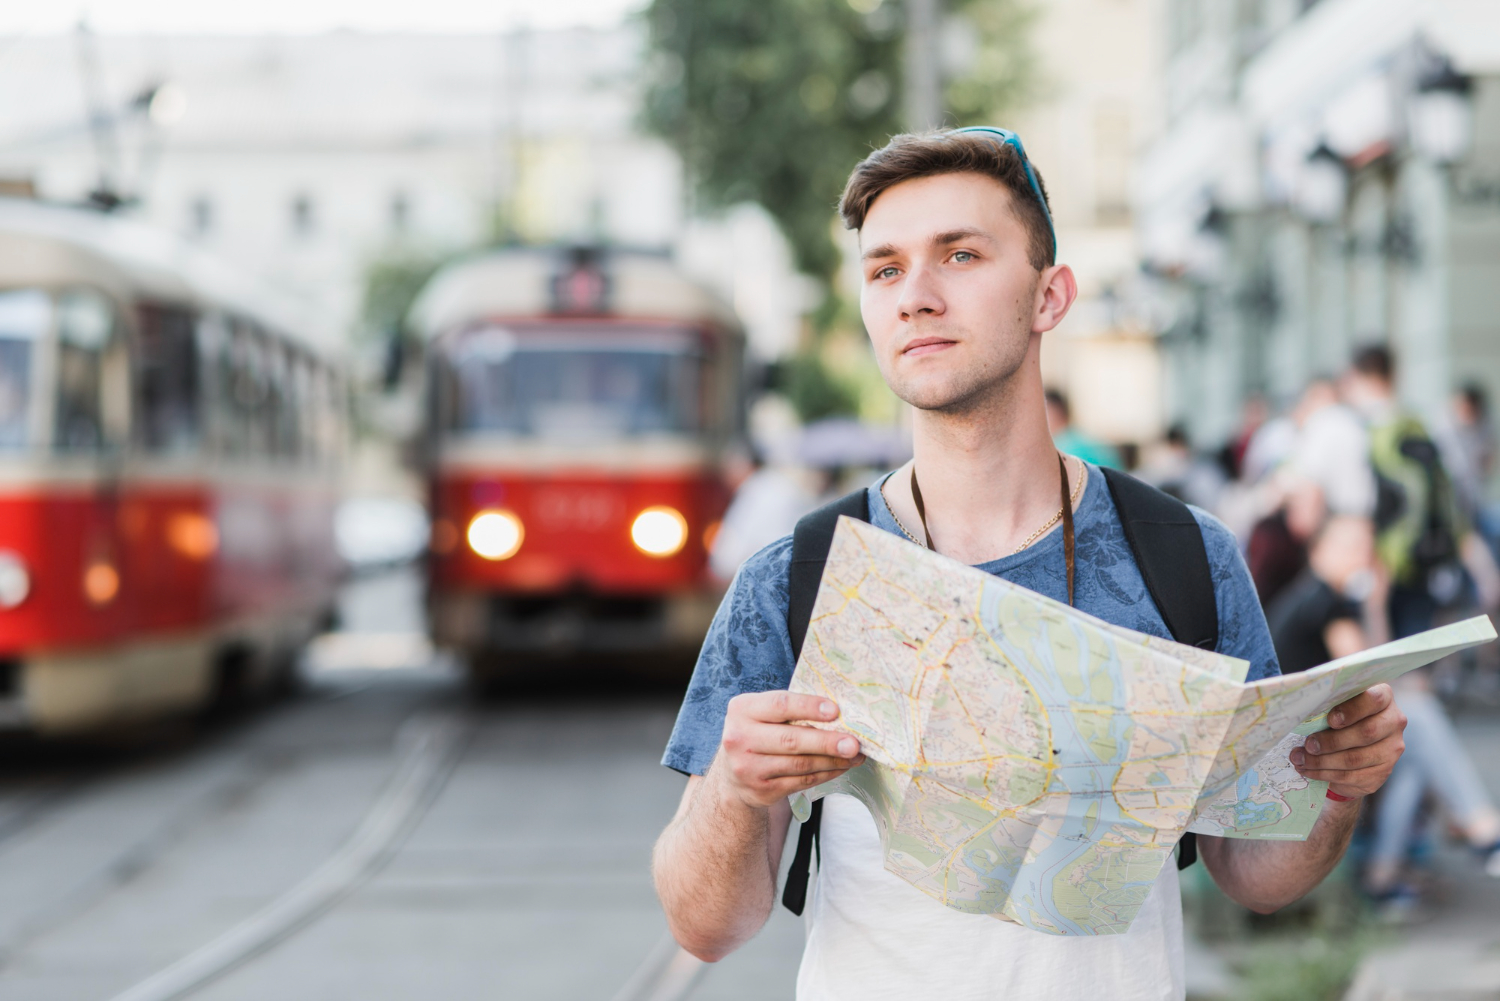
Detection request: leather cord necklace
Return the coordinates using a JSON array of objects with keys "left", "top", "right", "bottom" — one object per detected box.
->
[{"left": 905, "top": 453, "right": 1078, "bottom": 606}]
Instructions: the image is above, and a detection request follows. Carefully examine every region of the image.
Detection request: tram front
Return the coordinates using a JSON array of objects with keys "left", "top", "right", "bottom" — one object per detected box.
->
[{"left": 417, "top": 248, "right": 745, "bottom": 677}]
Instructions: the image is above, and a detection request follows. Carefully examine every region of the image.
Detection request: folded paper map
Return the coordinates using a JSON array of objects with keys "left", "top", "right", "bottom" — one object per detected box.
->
[{"left": 787, "top": 517, "right": 1496, "bottom": 936}]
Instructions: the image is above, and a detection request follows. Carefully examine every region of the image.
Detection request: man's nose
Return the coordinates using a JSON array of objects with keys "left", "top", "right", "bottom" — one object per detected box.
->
[{"left": 896, "top": 265, "right": 944, "bottom": 320}]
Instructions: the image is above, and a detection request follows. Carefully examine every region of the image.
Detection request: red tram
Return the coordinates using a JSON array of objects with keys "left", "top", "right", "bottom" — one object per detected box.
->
[
  {"left": 414, "top": 247, "right": 745, "bottom": 673},
  {"left": 0, "top": 200, "right": 344, "bottom": 732}
]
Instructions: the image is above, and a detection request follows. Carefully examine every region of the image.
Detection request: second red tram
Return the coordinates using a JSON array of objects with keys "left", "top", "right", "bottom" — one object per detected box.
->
[
  {"left": 0, "top": 199, "right": 345, "bottom": 732},
  {"left": 415, "top": 247, "right": 745, "bottom": 670}
]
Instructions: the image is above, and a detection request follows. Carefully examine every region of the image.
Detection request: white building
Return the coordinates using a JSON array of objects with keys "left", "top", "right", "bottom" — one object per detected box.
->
[
  {"left": 1015, "top": 0, "right": 1168, "bottom": 446},
  {"left": 1137, "top": 0, "right": 1500, "bottom": 449},
  {"left": 0, "top": 29, "right": 806, "bottom": 357}
]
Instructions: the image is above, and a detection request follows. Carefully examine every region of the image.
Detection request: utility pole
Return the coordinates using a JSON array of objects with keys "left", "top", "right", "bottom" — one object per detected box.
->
[{"left": 904, "top": 0, "right": 943, "bottom": 132}]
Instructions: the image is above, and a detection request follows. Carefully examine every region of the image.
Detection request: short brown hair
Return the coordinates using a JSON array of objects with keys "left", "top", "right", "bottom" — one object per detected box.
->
[{"left": 839, "top": 130, "right": 1055, "bottom": 270}]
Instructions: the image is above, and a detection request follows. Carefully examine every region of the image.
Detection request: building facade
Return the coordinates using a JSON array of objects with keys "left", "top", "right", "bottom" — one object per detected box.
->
[
  {"left": 1138, "top": 0, "right": 1500, "bottom": 454},
  {"left": 0, "top": 29, "right": 806, "bottom": 358}
]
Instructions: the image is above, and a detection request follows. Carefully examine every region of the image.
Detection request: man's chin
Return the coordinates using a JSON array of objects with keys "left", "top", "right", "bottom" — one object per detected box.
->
[{"left": 891, "top": 378, "right": 991, "bottom": 414}]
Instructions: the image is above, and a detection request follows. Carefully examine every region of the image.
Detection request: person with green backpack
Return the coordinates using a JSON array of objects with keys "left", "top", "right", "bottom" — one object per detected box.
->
[{"left": 1341, "top": 346, "right": 1500, "bottom": 913}]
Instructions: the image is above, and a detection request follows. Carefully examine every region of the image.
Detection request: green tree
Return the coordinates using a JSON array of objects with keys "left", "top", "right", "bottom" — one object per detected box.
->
[{"left": 642, "top": 0, "right": 1035, "bottom": 288}]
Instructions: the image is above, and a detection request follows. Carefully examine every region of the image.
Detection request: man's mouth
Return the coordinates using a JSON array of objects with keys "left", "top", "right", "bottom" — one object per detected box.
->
[{"left": 901, "top": 336, "right": 958, "bottom": 357}]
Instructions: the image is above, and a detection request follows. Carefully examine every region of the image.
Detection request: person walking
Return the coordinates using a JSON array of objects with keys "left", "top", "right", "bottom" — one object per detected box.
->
[
  {"left": 1338, "top": 346, "right": 1500, "bottom": 911},
  {"left": 1044, "top": 388, "right": 1121, "bottom": 468},
  {"left": 652, "top": 129, "right": 1408, "bottom": 1000}
]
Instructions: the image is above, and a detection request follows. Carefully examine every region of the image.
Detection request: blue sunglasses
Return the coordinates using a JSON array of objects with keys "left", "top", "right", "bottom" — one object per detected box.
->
[{"left": 952, "top": 126, "right": 1056, "bottom": 263}]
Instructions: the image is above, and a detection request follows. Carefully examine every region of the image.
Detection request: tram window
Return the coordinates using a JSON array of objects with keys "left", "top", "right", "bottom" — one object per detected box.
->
[
  {"left": 266, "top": 343, "right": 301, "bottom": 460},
  {"left": 136, "top": 304, "right": 201, "bottom": 453},
  {"left": 0, "top": 289, "right": 49, "bottom": 450},
  {"left": 446, "top": 332, "right": 704, "bottom": 438},
  {"left": 54, "top": 290, "right": 114, "bottom": 451}
]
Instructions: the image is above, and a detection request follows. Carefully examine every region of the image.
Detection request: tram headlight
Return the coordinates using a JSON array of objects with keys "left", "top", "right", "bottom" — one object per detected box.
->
[
  {"left": 467, "top": 510, "right": 524, "bottom": 561},
  {"left": 0, "top": 551, "right": 29, "bottom": 609},
  {"left": 631, "top": 506, "right": 688, "bottom": 558}
]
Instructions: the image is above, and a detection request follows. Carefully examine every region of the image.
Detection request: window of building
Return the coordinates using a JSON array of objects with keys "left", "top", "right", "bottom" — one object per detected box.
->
[
  {"left": 291, "top": 194, "right": 315, "bottom": 238},
  {"left": 190, "top": 196, "right": 213, "bottom": 236},
  {"left": 390, "top": 191, "right": 410, "bottom": 234}
]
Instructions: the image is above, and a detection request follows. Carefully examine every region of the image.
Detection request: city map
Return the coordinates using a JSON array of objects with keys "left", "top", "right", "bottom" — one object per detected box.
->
[{"left": 787, "top": 517, "right": 1497, "bottom": 936}]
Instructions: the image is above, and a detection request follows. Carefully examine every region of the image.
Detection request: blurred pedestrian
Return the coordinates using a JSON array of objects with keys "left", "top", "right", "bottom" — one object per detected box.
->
[
  {"left": 1435, "top": 383, "right": 1500, "bottom": 562},
  {"left": 1366, "top": 674, "right": 1500, "bottom": 909},
  {"left": 1135, "top": 423, "right": 1225, "bottom": 510},
  {"left": 1338, "top": 347, "right": 1500, "bottom": 914},
  {"left": 1246, "top": 478, "right": 1326, "bottom": 606},
  {"left": 1045, "top": 388, "right": 1121, "bottom": 468},
  {"left": 1289, "top": 377, "right": 1378, "bottom": 518},
  {"left": 1266, "top": 514, "right": 1385, "bottom": 673},
  {"left": 1224, "top": 394, "right": 1269, "bottom": 481},
  {"left": 1341, "top": 347, "right": 1500, "bottom": 634},
  {"left": 708, "top": 447, "right": 821, "bottom": 584}
]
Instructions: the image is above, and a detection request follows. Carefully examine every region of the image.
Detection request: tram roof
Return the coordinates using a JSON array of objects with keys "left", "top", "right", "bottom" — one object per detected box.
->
[
  {"left": 0, "top": 198, "right": 336, "bottom": 357},
  {"left": 411, "top": 246, "right": 742, "bottom": 340}
]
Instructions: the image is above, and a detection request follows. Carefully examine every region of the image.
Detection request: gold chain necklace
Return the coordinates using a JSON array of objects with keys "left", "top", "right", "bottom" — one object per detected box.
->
[{"left": 883, "top": 455, "right": 1085, "bottom": 555}]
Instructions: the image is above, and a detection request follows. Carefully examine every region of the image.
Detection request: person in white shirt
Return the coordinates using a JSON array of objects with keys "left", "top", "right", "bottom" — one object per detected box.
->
[{"left": 652, "top": 128, "right": 1409, "bottom": 1000}]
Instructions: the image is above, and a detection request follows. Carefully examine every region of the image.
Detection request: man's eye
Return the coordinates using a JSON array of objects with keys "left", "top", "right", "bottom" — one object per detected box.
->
[
  {"left": 952, "top": 251, "right": 975, "bottom": 263},
  {"left": 875, "top": 266, "right": 900, "bottom": 279}
]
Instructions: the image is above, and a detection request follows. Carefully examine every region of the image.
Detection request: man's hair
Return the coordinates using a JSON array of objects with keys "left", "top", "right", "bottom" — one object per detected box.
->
[
  {"left": 1351, "top": 344, "right": 1394, "bottom": 382},
  {"left": 839, "top": 130, "right": 1055, "bottom": 271}
]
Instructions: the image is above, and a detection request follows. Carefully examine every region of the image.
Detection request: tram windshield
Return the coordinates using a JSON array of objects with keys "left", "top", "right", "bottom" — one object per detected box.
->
[
  {"left": 439, "top": 327, "right": 705, "bottom": 439},
  {"left": 0, "top": 289, "right": 49, "bottom": 450}
]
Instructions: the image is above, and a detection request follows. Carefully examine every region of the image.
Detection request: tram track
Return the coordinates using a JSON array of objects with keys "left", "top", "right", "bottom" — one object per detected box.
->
[
  {"left": 105, "top": 709, "right": 472, "bottom": 1001},
  {"left": 610, "top": 934, "right": 708, "bottom": 1001}
]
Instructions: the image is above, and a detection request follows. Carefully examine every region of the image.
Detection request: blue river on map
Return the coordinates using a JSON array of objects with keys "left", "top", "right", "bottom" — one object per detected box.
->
[{"left": 978, "top": 586, "right": 1169, "bottom": 934}]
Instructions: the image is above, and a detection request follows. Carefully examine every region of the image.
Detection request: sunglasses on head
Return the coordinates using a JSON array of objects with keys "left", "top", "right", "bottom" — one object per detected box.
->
[{"left": 952, "top": 126, "right": 1056, "bottom": 263}]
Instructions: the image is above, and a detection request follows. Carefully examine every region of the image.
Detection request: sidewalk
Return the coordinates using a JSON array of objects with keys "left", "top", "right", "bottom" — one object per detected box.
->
[{"left": 1342, "top": 710, "right": 1500, "bottom": 1001}]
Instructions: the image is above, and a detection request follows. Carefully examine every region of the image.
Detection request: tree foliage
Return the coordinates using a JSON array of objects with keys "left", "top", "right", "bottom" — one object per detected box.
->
[{"left": 642, "top": 0, "right": 1036, "bottom": 288}]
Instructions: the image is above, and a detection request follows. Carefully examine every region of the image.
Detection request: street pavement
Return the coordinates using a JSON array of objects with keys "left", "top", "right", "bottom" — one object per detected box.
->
[{"left": 0, "top": 567, "right": 806, "bottom": 1001}]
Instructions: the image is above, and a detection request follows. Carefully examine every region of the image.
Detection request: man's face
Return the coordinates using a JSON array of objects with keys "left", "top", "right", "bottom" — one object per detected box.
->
[{"left": 858, "top": 172, "right": 1046, "bottom": 413}]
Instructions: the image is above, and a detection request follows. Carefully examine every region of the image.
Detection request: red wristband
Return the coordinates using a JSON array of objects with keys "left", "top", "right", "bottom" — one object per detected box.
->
[{"left": 1326, "top": 789, "right": 1356, "bottom": 803}]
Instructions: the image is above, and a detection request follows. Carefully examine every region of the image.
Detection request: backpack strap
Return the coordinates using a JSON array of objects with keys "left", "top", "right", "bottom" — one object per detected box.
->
[
  {"left": 1101, "top": 466, "right": 1217, "bottom": 870},
  {"left": 782, "top": 488, "right": 869, "bottom": 916},
  {"left": 1101, "top": 467, "right": 1218, "bottom": 651}
]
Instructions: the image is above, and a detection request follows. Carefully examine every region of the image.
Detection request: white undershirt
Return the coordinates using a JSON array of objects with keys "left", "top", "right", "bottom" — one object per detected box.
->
[{"left": 795, "top": 794, "right": 1186, "bottom": 1001}]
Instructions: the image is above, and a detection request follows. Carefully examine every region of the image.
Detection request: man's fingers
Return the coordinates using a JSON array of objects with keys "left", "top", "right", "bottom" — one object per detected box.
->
[
  {"left": 752, "top": 753, "right": 866, "bottom": 779},
  {"left": 1327, "top": 683, "right": 1394, "bottom": 730},
  {"left": 1290, "top": 743, "right": 1384, "bottom": 773},
  {"left": 1296, "top": 764, "right": 1394, "bottom": 792},
  {"left": 730, "top": 690, "right": 841, "bottom": 724},
  {"left": 722, "top": 719, "right": 862, "bottom": 760}
]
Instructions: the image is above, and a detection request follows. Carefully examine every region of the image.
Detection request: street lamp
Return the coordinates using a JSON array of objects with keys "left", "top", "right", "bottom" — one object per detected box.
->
[
  {"left": 1409, "top": 60, "right": 1473, "bottom": 165},
  {"left": 1295, "top": 145, "right": 1348, "bottom": 224}
]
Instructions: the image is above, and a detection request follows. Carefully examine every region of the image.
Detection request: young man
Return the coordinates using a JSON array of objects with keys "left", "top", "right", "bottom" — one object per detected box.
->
[{"left": 653, "top": 130, "right": 1408, "bottom": 999}]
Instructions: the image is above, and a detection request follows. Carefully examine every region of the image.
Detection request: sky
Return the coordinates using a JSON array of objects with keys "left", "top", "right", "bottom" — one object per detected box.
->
[{"left": 0, "top": 0, "right": 649, "bottom": 35}]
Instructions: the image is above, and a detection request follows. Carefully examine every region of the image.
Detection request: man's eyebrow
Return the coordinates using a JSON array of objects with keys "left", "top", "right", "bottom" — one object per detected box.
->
[
  {"left": 931, "top": 228, "right": 992, "bottom": 246},
  {"left": 861, "top": 242, "right": 899, "bottom": 261}
]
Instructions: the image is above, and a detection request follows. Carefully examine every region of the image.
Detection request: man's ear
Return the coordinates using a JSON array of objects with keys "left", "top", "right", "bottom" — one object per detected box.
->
[{"left": 1033, "top": 264, "right": 1078, "bottom": 335}]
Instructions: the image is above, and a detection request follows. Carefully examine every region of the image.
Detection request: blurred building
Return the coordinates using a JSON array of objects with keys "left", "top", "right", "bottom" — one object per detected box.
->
[
  {"left": 1021, "top": 0, "right": 1168, "bottom": 447},
  {"left": 1138, "top": 0, "right": 1500, "bottom": 455},
  {"left": 0, "top": 28, "right": 807, "bottom": 356}
]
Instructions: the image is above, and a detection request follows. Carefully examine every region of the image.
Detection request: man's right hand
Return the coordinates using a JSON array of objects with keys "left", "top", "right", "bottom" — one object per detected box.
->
[{"left": 713, "top": 691, "right": 866, "bottom": 808}]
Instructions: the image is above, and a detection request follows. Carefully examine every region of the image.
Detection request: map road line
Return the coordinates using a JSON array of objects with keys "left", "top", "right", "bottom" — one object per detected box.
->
[
  {"left": 610, "top": 933, "right": 709, "bottom": 1001},
  {"left": 105, "top": 709, "right": 474, "bottom": 1001}
]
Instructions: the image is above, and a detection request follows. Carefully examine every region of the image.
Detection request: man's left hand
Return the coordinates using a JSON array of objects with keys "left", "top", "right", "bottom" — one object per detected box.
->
[{"left": 1288, "top": 683, "right": 1407, "bottom": 800}]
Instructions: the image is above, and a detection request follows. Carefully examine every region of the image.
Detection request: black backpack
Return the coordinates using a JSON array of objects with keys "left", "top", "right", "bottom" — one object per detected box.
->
[{"left": 781, "top": 466, "right": 1219, "bottom": 915}]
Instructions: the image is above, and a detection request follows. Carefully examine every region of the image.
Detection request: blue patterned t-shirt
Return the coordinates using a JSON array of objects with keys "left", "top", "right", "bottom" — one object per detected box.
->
[{"left": 663, "top": 466, "right": 1279, "bottom": 775}]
